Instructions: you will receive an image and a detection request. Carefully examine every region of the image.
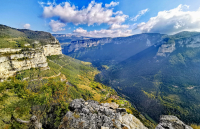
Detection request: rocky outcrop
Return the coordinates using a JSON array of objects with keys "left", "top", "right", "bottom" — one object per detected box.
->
[
  {"left": 43, "top": 38, "right": 62, "bottom": 56},
  {"left": 0, "top": 51, "right": 48, "bottom": 80},
  {"left": 157, "top": 42, "right": 176, "bottom": 57},
  {"left": 176, "top": 35, "right": 200, "bottom": 48},
  {"left": 157, "top": 34, "right": 200, "bottom": 57},
  {"left": 67, "top": 38, "right": 112, "bottom": 53},
  {"left": 59, "top": 99, "right": 147, "bottom": 129},
  {"left": 155, "top": 115, "right": 192, "bottom": 129}
]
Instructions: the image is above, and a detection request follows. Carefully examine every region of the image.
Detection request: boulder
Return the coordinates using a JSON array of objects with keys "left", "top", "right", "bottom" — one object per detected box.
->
[{"left": 155, "top": 115, "right": 193, "bottom": 129}]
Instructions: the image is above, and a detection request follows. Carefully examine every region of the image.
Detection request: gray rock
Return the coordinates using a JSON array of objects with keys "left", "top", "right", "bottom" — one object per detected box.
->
[
  {"left": 59, "top": 99, "right": 147, "bottom": 129},
  {"left": 101, "top": 102, "right": 119, "bottom": 109},
  {"left": 155, "top": 115, "right": 193, "bottom": 129},
  {"left": 101, "top": 126, "right": 109, "bottom": 129},
  {"left": 69, "top": 98, "right": 85, "bottom": 111}
]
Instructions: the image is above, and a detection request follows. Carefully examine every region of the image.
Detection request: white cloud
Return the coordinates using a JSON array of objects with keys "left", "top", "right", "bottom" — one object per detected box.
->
[
  {"left": 23, "top": 24, "right": 31, "bottom": 29},
  {"left": 105, "top": 1, "right": 119, "bottom": 8},
  {"left": 41, "top": 1, "right": 128, "bottom": 26},
  {"left": 109, "top": 23, "right": 129, "bottom": 29},
  {"left": 49, "top": 20, "right": 66, "bottom": 32},
  {"left": 38, "top": 1, "right": 45, "bottom": 7},
  {"left": 73, "top": 27, "right": 132, "bottom": 37},
  {"left": 73, "top": 27, "right": 87, "bottom": 33},
  {"left": 113, "top": 11, "right": 123, "bottom": 15},
  {"left": 131, "top": 8, "right": 149, "bottom": 21},
  {"left": 137, "top": 5, "right": 200, "bottom": 34}
]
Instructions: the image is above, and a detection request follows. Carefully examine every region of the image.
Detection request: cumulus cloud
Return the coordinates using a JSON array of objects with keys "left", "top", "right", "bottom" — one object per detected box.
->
[
  {"left": 23, "top": 24, "right": 31, "bottom": 29},
  {"left": 105, "top": 1, "right": 119, "bottom": 8},
  {"left": 49, "top": 20, "right": 66, "bottom": 32},
  {"left": 109, "top": 23, "right": 129, "bottom": 29},
  {"left": 73, "top": 27, "right": 132, "bottom": 37},
  {"left": 41, "top": 1, "right": 128, "bottom": 26},
  {"left": 73, "top": 27, "right": 87, "bottom": 33},
  {"left": 137, "top": 5, "right": 200, "bottom": 34},
  {"left": 131, "top": 8, "right": 148, "bottom": 21}
]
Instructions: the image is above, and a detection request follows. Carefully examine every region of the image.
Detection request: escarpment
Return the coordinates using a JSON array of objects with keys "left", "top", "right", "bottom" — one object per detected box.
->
[
  {"left": 0, "top": 41, "right": 62, "bottom": 81},
  {"left": 0, "top": 24, "right": 62, "bottom": 81}
]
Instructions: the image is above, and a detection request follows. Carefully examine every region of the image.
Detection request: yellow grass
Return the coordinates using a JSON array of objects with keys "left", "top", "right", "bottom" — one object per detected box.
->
[
  {"left": 77, "top": 84, "right": 101, "bottom": 101},
  {"left": 191, "top": 124, "right": 200, "bottom": 129},
  {"left": 81, "top": 61, "right": 92, "bottom": 65}
]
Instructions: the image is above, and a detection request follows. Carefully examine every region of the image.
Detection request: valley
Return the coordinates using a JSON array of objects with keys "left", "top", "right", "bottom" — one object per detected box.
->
[
  {"left": 57, "top": 31, "right": 200, "bottom": 124},
  {"left": 1, "top": 0, "right": 200, "bottom": 128}
]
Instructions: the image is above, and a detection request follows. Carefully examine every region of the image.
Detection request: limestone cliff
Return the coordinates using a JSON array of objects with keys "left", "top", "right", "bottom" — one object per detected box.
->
[
  {"left": 43, "top": 38, "right": 62, "bottom": 56},
  {"left": 156, "top": 42, "right": 176, "bottom": 57},
  {"left": 157, "top": 33, "right": 200, "bottom": 57},
  {"left": 0, "top": 38, "right": 62, "bottom": 81},
  {"left": 67, "top": 38, "right": 112, "bottom": 53}
]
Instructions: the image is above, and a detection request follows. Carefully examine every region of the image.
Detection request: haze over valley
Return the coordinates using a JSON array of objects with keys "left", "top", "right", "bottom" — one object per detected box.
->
[{"left": 1, "top": 0, "right": 200, "bottom": 129}]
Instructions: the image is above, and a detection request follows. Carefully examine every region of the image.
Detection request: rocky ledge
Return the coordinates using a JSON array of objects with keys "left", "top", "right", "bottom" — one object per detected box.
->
[
  {"left": 0, "top": 38, "right": 62, "bottom": 81},
  {"left": 156, "top": 115, "right": 192, "bottom": 129},
  {"left": 59, "top": 99, "right": 147, "bottom": 129}
]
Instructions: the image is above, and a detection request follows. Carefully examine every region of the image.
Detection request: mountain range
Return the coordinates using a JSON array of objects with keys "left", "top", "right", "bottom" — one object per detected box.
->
[
  {"left": 1, "top": 24, "right": 200, "bottom": 128},
  {"left": 57, "top": 31, "right": 200, "bottom": 124}
]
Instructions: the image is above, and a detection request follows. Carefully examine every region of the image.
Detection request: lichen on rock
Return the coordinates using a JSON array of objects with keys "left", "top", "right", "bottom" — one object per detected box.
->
[{"left": 59, "top": 99, "right": 147, "bottom": 129}]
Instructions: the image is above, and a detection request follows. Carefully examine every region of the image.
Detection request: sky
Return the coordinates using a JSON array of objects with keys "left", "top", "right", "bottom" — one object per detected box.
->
[{"left": 1, "top": 0, "right": 200, "bottom": 37}]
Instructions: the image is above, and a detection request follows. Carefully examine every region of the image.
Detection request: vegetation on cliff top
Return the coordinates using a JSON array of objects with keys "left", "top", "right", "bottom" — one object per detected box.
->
[{"left": 0, "top": 24, "right": 56, "bottom": 49}]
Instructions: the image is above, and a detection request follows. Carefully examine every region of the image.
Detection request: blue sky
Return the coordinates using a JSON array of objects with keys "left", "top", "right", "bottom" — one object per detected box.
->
[{"left": 1, "top": 0, "right": 200, "bottom": 37}]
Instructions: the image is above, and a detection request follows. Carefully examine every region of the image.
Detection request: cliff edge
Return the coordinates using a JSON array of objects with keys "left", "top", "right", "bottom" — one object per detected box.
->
[{"left": 0, "top": 24, "right": 62, "bottom": 81}]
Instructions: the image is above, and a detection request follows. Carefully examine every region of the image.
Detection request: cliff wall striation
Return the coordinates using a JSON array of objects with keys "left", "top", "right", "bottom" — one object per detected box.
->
[{"left": 0, "top": 39, "right": 62, "bottom": 81}]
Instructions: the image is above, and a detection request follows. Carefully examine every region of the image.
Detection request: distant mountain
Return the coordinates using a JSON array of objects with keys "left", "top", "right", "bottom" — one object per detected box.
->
[
  {"left": 60, "top": 33, "right": 165, "bottom": 69},
  {"left": 52, "top": 34, "right": 93, "bottom": 43}
]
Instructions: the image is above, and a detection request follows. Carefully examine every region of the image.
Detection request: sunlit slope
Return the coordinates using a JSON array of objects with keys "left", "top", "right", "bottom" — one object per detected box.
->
[{"left": 99, "top": 32, "right": 200, "bottom": 124}]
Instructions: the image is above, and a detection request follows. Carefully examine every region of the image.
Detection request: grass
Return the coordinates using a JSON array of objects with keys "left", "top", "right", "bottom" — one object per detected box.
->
[
  {"left": 191, "top": 124, "right": 200, "bottom": 129},
  {"left": 0, "top": 37, "right": 34, "bottom": 49},
  {"left": 0, "top": 91, "right": 31, "bottom": 129},
  {"left": 73, "top": 113, "right": 80, "bottom": 119}
]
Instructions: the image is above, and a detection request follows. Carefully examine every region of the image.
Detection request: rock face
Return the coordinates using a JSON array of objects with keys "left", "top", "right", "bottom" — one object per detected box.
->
[
  {"left": 155, "top": 115, "right": 193, "bottom": 129},
  {"left": 156, "top": 42, "right": 176, "bottom": 57},
  {"left": 43, "top": 38, "right": 62, "bottom": 56},
  {"left": 62, "top": 34, "right": 165, "bottom": 54},
  {"left": 59, "top": 99, "right": 147, "bottom": 129},
  {"left": 157, "top": 33, "right": 200, "bottom": 57},
  {"left": 67, "top": 38, "right": 112, "bottom": 53},
  {"left": 0, "top": 38, "right": 62, "bottom": 81}
]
